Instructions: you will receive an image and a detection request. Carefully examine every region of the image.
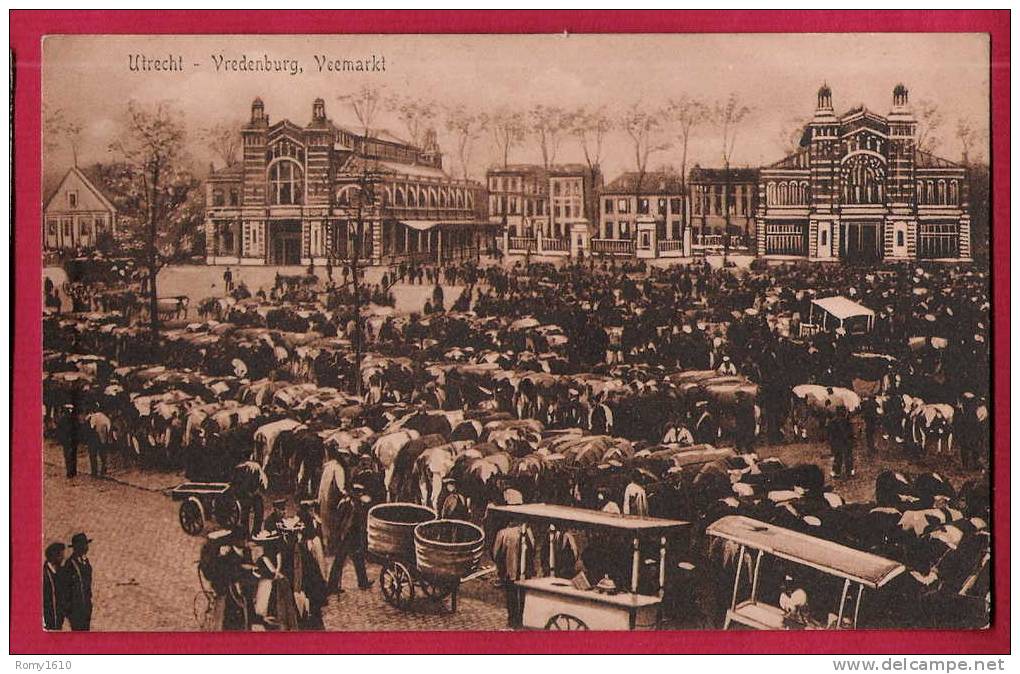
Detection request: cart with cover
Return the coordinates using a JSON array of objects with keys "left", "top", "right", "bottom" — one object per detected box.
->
[
  {"left": 707, "top": 515, "right": 905, "bottom": 630},
  {"left": 488, "top": 503, "right": 689, "bottom": 630}
]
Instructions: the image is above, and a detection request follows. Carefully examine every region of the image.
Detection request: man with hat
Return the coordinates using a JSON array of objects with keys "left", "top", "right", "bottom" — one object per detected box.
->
[
  {"left": 263, "top": 498, "right": 289, "bottom": 534},
  {"left": 54, "top": 403, "right": 81, "bottom": 478},
  {"left": 43, "top": 542, "right": 66, "bottom": 630},
  {"left": 59, "top": 532, "right": 93, "bottom": 631},
  {"left": 326, "top": 483, "right": 374, "bottom": 594},
  {"left": 439, "top": 477, "right": 470, "bottom": 520}
]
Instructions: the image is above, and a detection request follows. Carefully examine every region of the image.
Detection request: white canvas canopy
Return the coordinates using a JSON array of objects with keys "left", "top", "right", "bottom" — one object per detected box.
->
[{"left": 808, "top": 296, "right": 875, "bottom": 333}]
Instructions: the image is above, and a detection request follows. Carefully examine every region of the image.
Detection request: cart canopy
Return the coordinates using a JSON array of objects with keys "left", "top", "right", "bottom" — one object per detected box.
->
[
  {"left": 811, "top": 296, "right": 874, "bottom": 322},
  {"left": 706, "top": 515, "right": 905, "bottom": 588},
  {"left": 489, "top": 503, "right": 688, "bottom": 534}
]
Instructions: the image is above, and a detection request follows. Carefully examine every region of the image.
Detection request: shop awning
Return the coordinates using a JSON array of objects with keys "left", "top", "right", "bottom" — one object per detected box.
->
[{"left": 400, "top": 220, "right": 441, "bottom": 231}]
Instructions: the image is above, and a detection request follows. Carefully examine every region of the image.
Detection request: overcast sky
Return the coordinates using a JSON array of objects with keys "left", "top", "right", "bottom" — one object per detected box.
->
[{"left": 42, "top": 33, "right": 990, "bottom": 183}]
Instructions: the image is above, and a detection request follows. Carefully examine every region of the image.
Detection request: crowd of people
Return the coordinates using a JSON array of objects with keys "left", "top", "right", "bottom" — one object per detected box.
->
[{"left": 43, "top": 253, "right": 991, "bottom": 630}]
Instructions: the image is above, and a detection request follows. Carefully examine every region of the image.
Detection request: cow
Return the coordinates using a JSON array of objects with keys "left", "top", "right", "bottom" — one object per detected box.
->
[
  {"left": 156, "top": 296, "right": 190, "bottom": 321},
  {"left": 910, "top": 403, "right": 955, "bottom": 455}
]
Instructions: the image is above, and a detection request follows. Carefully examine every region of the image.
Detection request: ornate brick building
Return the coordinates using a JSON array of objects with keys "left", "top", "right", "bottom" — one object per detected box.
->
[
  {"left": 757, "top": 84, "right": 971, "bottom": 262},
  {"left": 204, "top": 98, "right": 491, "bottom": 266}
]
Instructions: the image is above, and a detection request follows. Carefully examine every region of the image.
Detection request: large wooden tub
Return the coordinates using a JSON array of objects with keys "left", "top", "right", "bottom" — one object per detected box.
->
[
  {"left": 413, "top": 519, "right": 485, "bottom": 583},
  {"left": 367, "top": 503, "right": 436, "bottom": 560}
]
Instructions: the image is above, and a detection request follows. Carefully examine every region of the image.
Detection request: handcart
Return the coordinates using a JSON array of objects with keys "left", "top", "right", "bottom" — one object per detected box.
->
[
  {"left": 366, "top": 502, "right": 486, "bottom": 613},
  {"left": 172, "top": 482, "right": 242, "bottom": 535},
  {"left": 488, "top": 503, "right": 690, "bottom": 630}
]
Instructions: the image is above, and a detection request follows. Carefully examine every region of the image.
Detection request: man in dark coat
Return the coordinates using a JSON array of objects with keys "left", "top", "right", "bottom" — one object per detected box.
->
[
  {"left": 59, "top": 532, "right": 93, "bottom": 631},
  {"left": 54, "top": 404, "right": 80, "bottom": 478},
  {"left": 43, "top": 542, "right": 66, "bottom": 630},
  {"left": 826, "top": 408, "right": 855, "bottom": 479},
  {"left": 326, "top": 484, "right": 373, "bottom": 593}
]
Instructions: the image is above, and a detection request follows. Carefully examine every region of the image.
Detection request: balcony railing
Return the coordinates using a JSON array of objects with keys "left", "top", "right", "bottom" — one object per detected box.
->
[
  {"left": 657, "top": 239, "right": 684, "bottom": 253},
  {"left": 591, "top": 238, "right": 635, "bottom": 255},
  {"left": 508, "top": 236, "right": 537, "bottom": 252},
  {"left": 541, "top": 237, "right": 569, "bottom": 252}
]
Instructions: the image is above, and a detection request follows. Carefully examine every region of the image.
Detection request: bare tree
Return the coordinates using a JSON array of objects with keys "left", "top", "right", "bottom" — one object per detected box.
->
[
  {"left": 528, "top": 104, "right": 570, "bottom": 170},
  {"left": 203, "top": 120, "right": 242, "bottom": 168},
  {"left": 389, "top": 95, "right": 437, "bottom": 148},
  {"left": 325, "top": 164, "right": 385, "bottom": 396},
  {"left": 338, "top": 84, "right": 385, "bottom": 138},
  {"left": 109, "top": 100, "right": 189, "bottom": 334},
  {"left": 570, "top": 105, "right": 613, "bottom": 176},
  {"left": 481, "top": 109, "right": 527, "bottom": 169},
  {"left": 777, "top": 115, "right": 809, "bottom": 156},
  {"left": 443, "top": 104, "right": 485, "bottom": 180},
  {"left": 955, "top": 117, "right": 985, "bottom": 165},
  {"left": 914, "top": 99, "right": 943, "bottom": 155},
  {"left": 44, "top": 106, "right": 85, "bottom": 167},
  {"left": 710, "top": 93, "right": 754, "bottom": 257},
  {"left": 666, "top": 96, "right": 709, "bottom": 239},
  {"left": 618, "top": 102, "right": 671, "bottom": 214}
]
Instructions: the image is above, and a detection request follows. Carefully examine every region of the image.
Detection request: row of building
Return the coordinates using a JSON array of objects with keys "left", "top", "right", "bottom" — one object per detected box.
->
[{"left": 44, "top": 84, "right": 973, "bottom": 265}]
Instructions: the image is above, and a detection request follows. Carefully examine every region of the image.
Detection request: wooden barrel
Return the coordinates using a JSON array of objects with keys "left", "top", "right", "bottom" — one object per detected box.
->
[
  {"left": 367, "top": 503, "right": 436, "bottom": 560},
  {"left": 413, "top": 519, "right": 485, "bottom": 583}
]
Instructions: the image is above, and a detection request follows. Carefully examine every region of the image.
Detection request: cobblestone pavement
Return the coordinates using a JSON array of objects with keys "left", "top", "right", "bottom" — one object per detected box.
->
[{"left": 43, "top": 441, "right": 508, "bottom": 632}]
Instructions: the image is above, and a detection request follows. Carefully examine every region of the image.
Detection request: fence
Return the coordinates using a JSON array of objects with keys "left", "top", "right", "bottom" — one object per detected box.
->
[{"left": 591, "top": 238, "right": 635, "bottom": 255}]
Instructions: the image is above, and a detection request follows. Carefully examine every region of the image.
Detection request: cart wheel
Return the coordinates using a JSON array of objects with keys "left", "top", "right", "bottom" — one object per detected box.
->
[
  {"left": 379, "top": 561, "right": 415, "bottom": 609},
  {"left": 193, "top": 591, "right": 214, "bottom": 629},
  {"left": 179, "top": 497, "right": 205, "bottom": 536},
  {"left": 545, "top": 614, "right": 589, "bottom": 630},
  {"left": 213, "top": 494, "right": 242, "bottom": 529}
]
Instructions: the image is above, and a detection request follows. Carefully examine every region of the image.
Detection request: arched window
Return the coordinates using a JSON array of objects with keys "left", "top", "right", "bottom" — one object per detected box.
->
[
  {"left": 926, "top": 181, "right": 935, "bottom": 204},
  {"left": 917, "top": 180, "right": 925, "bottom": 204},
  {"left": 949, "top": 180, "right": 959, "bottom": 204},
  {"left": 937, "top": 180, "right": 947, "bottom": 205},
  {"left": 779, "top": 182, "right": 788, "bottom": 205},
  {"left": 212, "top": 188, "right": 225, "bottom": 207},
  {"left": 842, "top": 155, "right": 886, "bottom": 205},
  {"left": 395, "top": 187, "right": 405, "bottom": 207},
  {"left": 268, "top": 160, "right": 303, "bottom": 205},
  {"left": 767, "top": 182, "right": 776, "bottom": 206},
  {"left": 801, "top": 182, "right": 810, "bottom": 203}
]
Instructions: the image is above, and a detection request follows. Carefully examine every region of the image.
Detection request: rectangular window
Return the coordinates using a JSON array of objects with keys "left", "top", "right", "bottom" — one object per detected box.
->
[
  {"left": 658, "top": 198, "right": 667, "bottom": 215},
  {"left": 897, "top": 230, "right": 905, "bottom": 247},
  {"left": 618, "top": 199, "right": 630, "bottom": 214},
  {"left": 638, "top": 198, "right": 650, "bottom": 215},
  {"left": 46, "top": 219, "right": 57, "bottom": 236},
  {"left": 605, "top": 199, "right": 614, "bottom": 214},
  {"left": 821, "top": 230, "right": 827, "bottom": 246},
  {"left": 68, "top": 191, "right": 78, "bottom": 208},
  {"left": 604, "top": 221, "right": 613, "bottom": 238},
  {"left": 714, "top": 191, "right": 722, "bottom": 215},
  {"left": 670, "top": 198, "right": 682, "bottom": 213},
  {"left": 62, "top": 218, "right": 72, "bottom": 237}
]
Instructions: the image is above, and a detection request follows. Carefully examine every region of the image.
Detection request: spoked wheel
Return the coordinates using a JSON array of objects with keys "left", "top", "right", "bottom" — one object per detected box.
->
[
  {"left": 545, "top": 614, "right": 589, "bottom": 630},
  {"left": 179, "top": 497, "right": 205, "bottom": 536},
  {"left": 193, "top": 591, "right": 215, "bottom": 629},
  {"left": 379, "top": 561, "right": 415, "bottom": 610},
  {"left": 213, "top": 494, "right": 242, "bottom": 529}
]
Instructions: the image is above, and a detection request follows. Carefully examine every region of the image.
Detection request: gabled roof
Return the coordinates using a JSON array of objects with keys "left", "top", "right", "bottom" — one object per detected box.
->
[
  {"left": 603, "top": 171, "right": 684, "bottom": 194},
  {"left": 43, "top": 166, "right": 118, "bottom": 213},
  {"left": 915, "top": 149, "right": 963, "bottom": 169}
]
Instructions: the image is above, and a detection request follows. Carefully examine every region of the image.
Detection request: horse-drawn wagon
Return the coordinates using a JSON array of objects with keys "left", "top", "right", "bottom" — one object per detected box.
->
[{"left": 172, "top": 482, "right": 243, "bottom": 536}]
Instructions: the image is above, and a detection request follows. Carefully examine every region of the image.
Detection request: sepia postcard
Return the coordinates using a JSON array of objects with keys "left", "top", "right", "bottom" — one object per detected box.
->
[{"left": 12, "top": 13, "right": 1008, "bottom": 656}]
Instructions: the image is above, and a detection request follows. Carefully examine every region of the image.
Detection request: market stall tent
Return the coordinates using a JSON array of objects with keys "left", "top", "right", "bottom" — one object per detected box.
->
[{"left": 803, "top": 296, "right": 875, "bottom": 336}]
